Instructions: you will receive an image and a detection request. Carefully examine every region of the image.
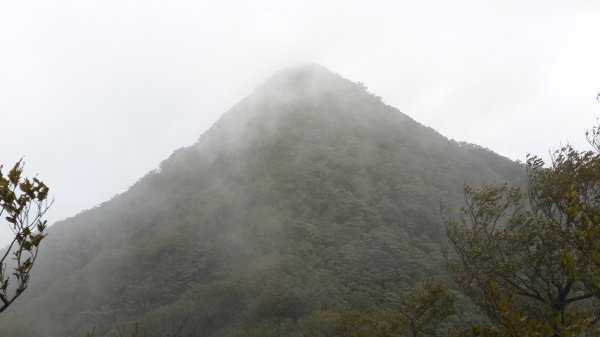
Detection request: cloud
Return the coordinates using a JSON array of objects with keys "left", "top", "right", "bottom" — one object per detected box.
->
[{"left": 1, "top": 0, "right": 600, "bottom": 246}]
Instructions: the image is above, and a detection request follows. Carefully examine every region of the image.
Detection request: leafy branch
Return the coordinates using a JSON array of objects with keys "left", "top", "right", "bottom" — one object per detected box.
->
[{"left": 0, "top": 159, "right": 52, "bottom": 314}]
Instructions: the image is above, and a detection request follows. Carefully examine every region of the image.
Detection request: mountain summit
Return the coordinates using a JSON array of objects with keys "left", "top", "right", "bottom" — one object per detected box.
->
[{"left": 0, "top": 66, "right": 523, "bottom": 337}]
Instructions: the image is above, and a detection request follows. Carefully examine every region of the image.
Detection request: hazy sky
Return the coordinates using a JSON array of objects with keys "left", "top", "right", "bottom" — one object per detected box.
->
[{"left": 1, "top": 0, "right": 599, "bottom": 247}]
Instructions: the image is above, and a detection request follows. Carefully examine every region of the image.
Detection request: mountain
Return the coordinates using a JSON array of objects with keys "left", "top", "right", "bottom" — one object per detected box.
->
[{"left": 0, "top": 65, "right": 524, "bottom": 337}]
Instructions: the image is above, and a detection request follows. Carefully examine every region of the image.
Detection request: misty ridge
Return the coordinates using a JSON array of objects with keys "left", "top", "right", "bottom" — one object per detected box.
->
[{"left": 2, "top": 64, "right": 598, "bottom": 337}]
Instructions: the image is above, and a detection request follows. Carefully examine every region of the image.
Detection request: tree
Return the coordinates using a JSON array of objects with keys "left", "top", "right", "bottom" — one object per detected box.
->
[
  {"left": 0, "top": 159, "right": 51, "bottom": 314},
  {"left": 300, "top": 281, "right": 456, "bottom": 337},
  {"left": 444, "top": 133, "right": 600, "bottom": 336},
  {"left": 388, "top": 280, "right": 456, "bottom": 337}
]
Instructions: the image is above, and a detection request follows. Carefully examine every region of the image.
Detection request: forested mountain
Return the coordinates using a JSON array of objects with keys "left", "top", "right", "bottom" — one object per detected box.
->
[{"left": 0, "top": 65, "right": 525, "bottom": 337}]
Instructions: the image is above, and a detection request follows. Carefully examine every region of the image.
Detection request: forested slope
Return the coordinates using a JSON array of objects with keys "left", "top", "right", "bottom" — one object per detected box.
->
[{"left": 0, "top": 65, "right": 524, "bottom": 337}]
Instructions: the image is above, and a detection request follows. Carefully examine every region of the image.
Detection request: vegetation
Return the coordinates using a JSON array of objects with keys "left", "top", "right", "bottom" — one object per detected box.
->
[
  {"left": 390, "top": 280, "right": 456, "bottom": 337},
  {"left": 0, "top": 66, "right": 524, "bottom": 336},
  {"left": 444, "top": 111, "right": 600, "bottom": 335},
  {"left": 299, "top": 280, "right": 456, "bottom": 337},
  {"left": 0, "top": 159, "right": 50, "bottom": 314}
]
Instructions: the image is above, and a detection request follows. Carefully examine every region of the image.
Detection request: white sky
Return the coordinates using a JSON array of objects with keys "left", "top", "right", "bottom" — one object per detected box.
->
[{"left": 1, "top": 0, "right": 600, "bottom": 247}]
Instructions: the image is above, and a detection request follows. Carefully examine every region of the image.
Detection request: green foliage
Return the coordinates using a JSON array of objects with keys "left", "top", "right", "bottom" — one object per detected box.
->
[
  {"left": 392, "top": 281, "right": 456, "bottom": 337},
  {"left": 0, "top": 66, "right": 524, "bottom": 336},
  {"left": 445, "top": 135, "right": 600, "bottom": 335},
  {"left": 298, "top": 280, "right": 456, "bottom": 337},
  {"left": 85, "top": 318, "right": 192, "bottom": 337},
  {"left": 0, "top": 159, "right": 50, "bottom": 314}
]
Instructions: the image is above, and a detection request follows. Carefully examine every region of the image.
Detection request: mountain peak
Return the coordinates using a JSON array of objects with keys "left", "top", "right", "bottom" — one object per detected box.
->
[
  {"left": 0, "top": 65, "right": 526, "bottom": 337},
  {"left": 202, "top": 64, "right": 387, "bottom": 155},
  {"left": 254, "top": 64, "right": 363, "bottom": 100},
  {"left": 265, "top": 63, "right": 337, "bottom": 83}
]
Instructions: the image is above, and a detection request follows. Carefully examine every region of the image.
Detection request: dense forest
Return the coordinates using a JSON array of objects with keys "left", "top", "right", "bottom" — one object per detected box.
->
[{"left": 0, "top": 65, "right": 528, "bottom": 336}]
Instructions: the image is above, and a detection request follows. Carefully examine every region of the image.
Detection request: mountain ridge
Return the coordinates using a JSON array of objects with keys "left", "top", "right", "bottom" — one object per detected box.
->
[{"left": 0, "top": 65, "right": 524, "bottom": 337}]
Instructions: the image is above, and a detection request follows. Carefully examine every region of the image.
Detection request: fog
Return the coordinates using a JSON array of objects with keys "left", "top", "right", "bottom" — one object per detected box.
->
[
  {"left": 0, "top": 62, "right": 528, "bottom": 337},
  {"left": 1, "top": 0, "right": 599, "bottom": 248}
]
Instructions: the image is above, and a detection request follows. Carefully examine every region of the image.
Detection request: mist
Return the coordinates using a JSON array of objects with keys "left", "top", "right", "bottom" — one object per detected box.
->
[
  {"left": 0, "top": 63, "right": 528, "bottom": 336},
  {"left": 2, "top": 0, "right": 599, "bottom": 246},
  {"left": 1, "top": 1, "right": 600, "bottom": 335}
]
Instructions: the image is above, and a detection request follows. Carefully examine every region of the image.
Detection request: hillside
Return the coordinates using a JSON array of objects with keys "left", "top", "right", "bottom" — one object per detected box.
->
[{"left": 0, "top": 65, "right": 525, "bottom": 337}]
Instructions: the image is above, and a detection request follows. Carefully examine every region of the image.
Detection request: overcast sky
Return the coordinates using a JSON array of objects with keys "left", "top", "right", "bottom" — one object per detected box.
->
[{"left": 1, "top": 0, "right": 599, "bottom": 247}]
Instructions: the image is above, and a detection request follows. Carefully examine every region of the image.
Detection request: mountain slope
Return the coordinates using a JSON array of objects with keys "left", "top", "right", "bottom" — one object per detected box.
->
[{"left": 0, "top": 65, "right": 524, "bottom": 337}]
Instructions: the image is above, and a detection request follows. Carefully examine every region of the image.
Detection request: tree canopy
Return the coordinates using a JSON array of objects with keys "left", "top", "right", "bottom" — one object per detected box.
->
[{"left": 444, "top": 119, "right": 600, "bottom": 336}]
